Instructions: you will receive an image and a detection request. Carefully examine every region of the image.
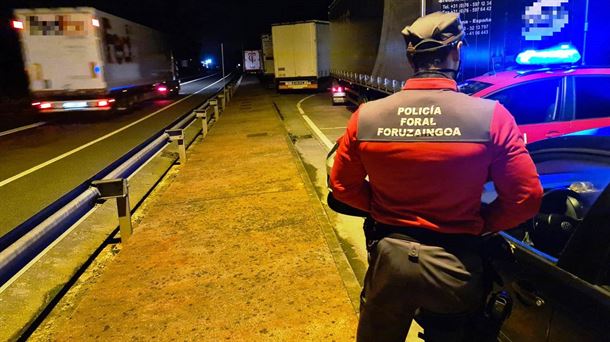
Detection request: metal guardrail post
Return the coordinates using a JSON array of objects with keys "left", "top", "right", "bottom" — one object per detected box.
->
[
  {"left": 91, "top": 179, "right": 132, "bottom": 240},
  {"left": 209, "top": 98, "right": 220, "bottom": 122},
  {"left": 224, "top": 86, "right": 231, "bottom": 102},
  {"left": 218, "top": 93, "right": 226, "bottom": 112},
  {"left": 194, "top": 108, "right": 208, "bottom": 138},
  {"left": 166, "top": 128, "right": 187, "bottom": 164}
]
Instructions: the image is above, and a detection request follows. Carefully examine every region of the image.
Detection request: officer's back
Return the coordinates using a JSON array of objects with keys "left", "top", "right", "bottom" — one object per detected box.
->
[{"left": 330, "top": 11, "right": 543, "bottom": 342}]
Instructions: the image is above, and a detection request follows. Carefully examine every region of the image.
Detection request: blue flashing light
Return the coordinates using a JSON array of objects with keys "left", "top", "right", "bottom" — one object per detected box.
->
[
  {"left": 94, "top": 66, "right": 101, "bottom": 74},
  {"left": 516, "top": 44, "right": 581, "bottom": 65}
]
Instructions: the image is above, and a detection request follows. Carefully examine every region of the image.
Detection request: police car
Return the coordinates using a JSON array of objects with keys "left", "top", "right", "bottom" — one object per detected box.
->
[
  {"left": 484, "top": 127, "right": 610, "bottom": 341},
  {"left": 460, "top": 46, "right": 610, "bottom": 144}
]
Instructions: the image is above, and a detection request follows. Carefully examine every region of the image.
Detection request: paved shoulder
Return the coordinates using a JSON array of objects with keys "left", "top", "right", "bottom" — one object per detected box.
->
[{"left": 42, "top": 77, "right": 359, "bottom": 341}]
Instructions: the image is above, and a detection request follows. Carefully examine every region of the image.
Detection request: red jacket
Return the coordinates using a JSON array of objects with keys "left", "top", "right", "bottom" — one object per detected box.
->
[{"left": 330, "top": 78, "right": 543, "bottom": 235}]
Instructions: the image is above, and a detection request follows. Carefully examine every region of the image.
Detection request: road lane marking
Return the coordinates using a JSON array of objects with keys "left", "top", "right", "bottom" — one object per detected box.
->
[
  {"left": 0, "top": 121, "right": 48, "bottom": 137},
  {"left": 297, "top": 95, "right": 335, "bottom": 151},
  {"left": 180, "top": 73, "right": 218, "bottom": 85},
  {"left": 320, "top": 126, "right": 347, "bottom": 130},
  {"left": 0, "top": 74, "right": 231, "bottom": 188}
]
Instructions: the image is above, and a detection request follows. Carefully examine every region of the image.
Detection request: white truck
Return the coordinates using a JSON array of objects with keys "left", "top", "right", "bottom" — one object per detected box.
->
[
  {"left": 271, "top": 20, "right": 330, "bottom": 91},
  {"left": 13, "top": 7, "right": 179, "bottom": 113}
]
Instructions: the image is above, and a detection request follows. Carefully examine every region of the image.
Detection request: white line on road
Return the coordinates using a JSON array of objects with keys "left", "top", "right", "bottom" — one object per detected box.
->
[
  {"left": 0, "top": 121, "right": 48, "bottom": 138},
  {"left": 296, "top": 95, "right": 335, "bottom": 151},
  {"left": 0, "top": 74, "right": 231, "bottom": 188},
  {"left": 180, "top": 73, "right": 219, "bottom": 85}
]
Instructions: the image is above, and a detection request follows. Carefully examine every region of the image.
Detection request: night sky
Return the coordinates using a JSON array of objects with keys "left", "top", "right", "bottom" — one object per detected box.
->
[{"left": 2, "top": 0, "right": 331, "bottom": 58}]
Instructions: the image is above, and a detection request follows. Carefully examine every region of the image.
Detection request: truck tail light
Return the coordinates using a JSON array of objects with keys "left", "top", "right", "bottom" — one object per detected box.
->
[
  {"left": 97, "top": 99, "right": 114, "bottom": 107},
  {"left": 12, "top": 20, "right": 24, "bottom": 30}
]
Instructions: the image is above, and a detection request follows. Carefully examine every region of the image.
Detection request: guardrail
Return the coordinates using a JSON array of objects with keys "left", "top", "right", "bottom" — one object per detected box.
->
[
  {"left": 330, "top": 70, "right": 406, "bottom": 95},
  {"left": 0, "top": 74, "right": 243, "bottom": 287}
]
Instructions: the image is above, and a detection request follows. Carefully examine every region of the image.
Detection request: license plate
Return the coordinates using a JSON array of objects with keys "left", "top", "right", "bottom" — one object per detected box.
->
[{"left": 63, "top": 101, "right": 88, "bottom": 109}]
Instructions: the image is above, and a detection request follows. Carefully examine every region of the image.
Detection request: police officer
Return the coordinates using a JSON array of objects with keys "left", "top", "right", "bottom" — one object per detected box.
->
[{"left": 329, "top": 12, "right": 543, "bottom": 341}]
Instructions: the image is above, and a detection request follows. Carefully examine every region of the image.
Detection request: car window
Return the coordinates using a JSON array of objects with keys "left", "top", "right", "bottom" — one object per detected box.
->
[
  {"left": 574, "top": 76, "right": 610, "bottom": 120},
  {"left": 486, "top": 78, "right": 561, "bottom": 125},
  {"left": 483, "top": 156, "right": 610, "bottom": 260}
]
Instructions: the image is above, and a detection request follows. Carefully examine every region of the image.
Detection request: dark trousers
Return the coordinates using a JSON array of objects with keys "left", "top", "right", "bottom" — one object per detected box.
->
[{"left": 357, "top": 234, "right": 484, "bottom": 342}]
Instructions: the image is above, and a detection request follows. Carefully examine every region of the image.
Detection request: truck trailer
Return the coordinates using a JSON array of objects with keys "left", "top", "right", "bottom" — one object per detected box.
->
[
  {"left": 13, "top": 7, "right": 179, "bottom": 113},
  {"left": 271, "top": 20, "right": 330, "bottom": 91}
]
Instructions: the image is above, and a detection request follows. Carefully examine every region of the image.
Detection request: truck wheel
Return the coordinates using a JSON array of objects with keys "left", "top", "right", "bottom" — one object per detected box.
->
[{"left": 115, "top": 97, "right": 134, "bottom": 112}]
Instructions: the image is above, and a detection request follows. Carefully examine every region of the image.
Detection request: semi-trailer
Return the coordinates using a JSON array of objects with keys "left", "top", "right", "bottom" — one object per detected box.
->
[
  {"left": 13, "top": 7, "right": 179, "bottom": 113},
  {"left": 271, "top": 20, "right": 330, "bottom": 91}
]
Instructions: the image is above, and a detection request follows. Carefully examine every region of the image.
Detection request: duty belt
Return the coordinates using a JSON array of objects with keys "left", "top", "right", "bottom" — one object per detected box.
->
[{"left": 368, "top": 220, "right": 483, "bottom": 251}]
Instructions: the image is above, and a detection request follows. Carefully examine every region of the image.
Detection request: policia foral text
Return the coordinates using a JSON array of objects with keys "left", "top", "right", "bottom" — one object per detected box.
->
[{"left": 329, "top": 12, "right": 543, "bottom": 341}]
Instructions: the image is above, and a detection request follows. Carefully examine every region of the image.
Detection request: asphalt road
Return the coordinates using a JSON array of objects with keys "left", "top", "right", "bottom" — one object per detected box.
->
[{"left": 0, "top": 73, "right": 231, "bottom": 238}]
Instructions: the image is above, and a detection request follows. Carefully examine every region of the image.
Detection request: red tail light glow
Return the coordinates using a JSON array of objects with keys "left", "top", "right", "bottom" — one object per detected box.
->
[
  {"left": 332, "top": 87, "right": 344, "bottom": 93},
  {"left": 12, "top": 20, "right": 24, "bottom": 30},
  {"left": 97, "top": 100, "right": 109, "bottom": 107},
  {"left": 157, "top": 86, "right": 168, "bottom": 93},
  {"left": 39, "top": 102, "right": 52, "bottom": 109}
]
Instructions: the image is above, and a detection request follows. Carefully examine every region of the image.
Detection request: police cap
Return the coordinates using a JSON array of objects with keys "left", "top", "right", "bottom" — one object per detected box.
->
[{"left": 402, "top": 12, "right": 465, "bottom": 55}]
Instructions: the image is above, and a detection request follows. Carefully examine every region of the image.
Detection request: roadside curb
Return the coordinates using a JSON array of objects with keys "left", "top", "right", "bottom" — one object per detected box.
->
[{"left": 273, "top": 99, "right": 362, "bottom": 314}]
